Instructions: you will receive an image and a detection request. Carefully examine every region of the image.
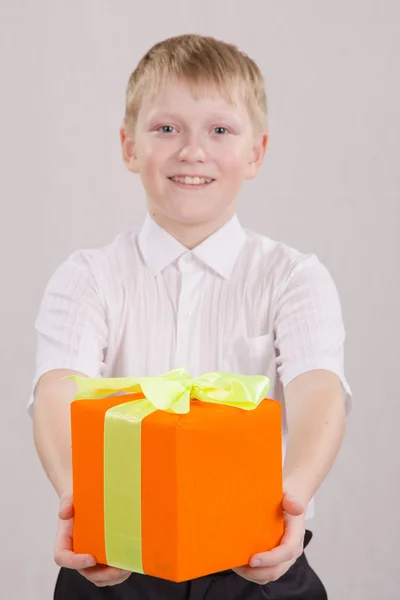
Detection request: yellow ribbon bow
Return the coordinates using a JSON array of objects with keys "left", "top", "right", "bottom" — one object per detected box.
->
[{"left": 68, "top": 367, "right": 270, "bottom": 412}]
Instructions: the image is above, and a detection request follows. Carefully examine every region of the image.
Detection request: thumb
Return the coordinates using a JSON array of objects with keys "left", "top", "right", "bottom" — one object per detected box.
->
[
  {"left": 58, "top": 491, "right": 74, "bottom": 520},
  {"left": 282, "top": 492, "right": 304, "bottom": 516}
]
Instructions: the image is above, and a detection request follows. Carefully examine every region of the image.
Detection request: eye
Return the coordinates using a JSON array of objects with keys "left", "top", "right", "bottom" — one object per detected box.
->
[
  {"left": 212, "top": 126, "right": 230, "bottom": 135},
  {"left": 157, "top": 125, "right": 177, "bottom": 134}
]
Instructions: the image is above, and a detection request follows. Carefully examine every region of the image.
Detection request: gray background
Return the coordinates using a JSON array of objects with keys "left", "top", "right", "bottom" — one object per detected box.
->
[{"left": 1, "top": 1, "right": 399, "bottom": 598}]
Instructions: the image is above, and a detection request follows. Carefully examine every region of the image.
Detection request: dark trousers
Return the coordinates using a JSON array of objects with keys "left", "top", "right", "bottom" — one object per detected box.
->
[{"left": 54, "top": 530, "right": 327, "bottom": 599}]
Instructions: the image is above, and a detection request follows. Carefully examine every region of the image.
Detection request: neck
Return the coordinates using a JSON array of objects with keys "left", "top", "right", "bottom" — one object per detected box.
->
[{"left": 149, "top": 209, "right": 236, "bottom": 249}]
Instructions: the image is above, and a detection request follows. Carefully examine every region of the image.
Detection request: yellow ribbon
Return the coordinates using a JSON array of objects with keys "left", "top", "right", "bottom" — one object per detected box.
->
[
  {"left": 68, "top": 367, "right": 270, "bottom": 412},
  {"left": 68, "top": 368, "right": 270, "bottom": 573}
]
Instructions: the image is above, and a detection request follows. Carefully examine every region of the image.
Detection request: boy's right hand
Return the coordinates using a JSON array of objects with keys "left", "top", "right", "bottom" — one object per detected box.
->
[{"left": 55, "top": 492, "right": 132, "bottom": 587}]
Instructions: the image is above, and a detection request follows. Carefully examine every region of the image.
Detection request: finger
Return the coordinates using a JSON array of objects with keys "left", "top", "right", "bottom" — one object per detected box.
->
[
  {"left": 281, "top": 511, "right": 305, "bottom": 547},
  {"left": 83, "top": 574, "right": 131, "bottom": 587},
  {"left": 249, "top": 513, "right": 301, "bottom": 568},
  {"left": 58, "top": 504, "right": 74, "bottom": 520},
  {"left": 234, "top": 558, "right": 295, "bottom": 584},
  {"left": 88, "top": 577, "right": 130, "bottom": 588},
  {"left": 55, "top": 519, "right": 96, "bottom": 570},
  {"left": 55, "top": 550, "right": 96, "bottom": 570},
  {"left": 249, "top": 515, "right": 304, "bottom": 567},
  {"left": 79, "top": 566, "right": 131, "bottom": 586},
  {"left": 81, "top": 566, "right": 131, "bottom": 579},
  {"left": 54, "top": 547, "right": 96, "bottom": 570},
  {"left": 58, "top": 492, "right": 74, "bottom": 520},
  {"left": 56, "top": 513, "right": 74, "bottom": 551},
  {"left": 282, "top": 493, "right": 304, "bottom": 516},
  {"left": 249, "top": 543, "right": 296, "bottom": 568}
]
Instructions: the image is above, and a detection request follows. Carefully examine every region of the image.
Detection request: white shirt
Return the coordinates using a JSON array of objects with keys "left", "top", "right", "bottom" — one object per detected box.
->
[{"left": 29, "top": 213, "right": 352, "bottom": 519}]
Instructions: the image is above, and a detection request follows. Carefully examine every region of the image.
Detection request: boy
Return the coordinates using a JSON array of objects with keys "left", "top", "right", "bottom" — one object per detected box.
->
[{"left": 30, "top": 34, "right": 352, "bottom": 599}]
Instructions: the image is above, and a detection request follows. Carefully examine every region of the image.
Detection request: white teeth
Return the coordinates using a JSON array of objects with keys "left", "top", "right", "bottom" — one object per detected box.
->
[{"left": 171, "top": 176, "right": 213, "bottom": 185}]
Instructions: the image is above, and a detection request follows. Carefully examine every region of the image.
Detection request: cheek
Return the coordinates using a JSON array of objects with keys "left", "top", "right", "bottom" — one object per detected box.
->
[
  {"left": 219, "top": 153, "right": 249, "bottom": 182},
  {"left": 139, "top": 144, "right": 167, "bottom": 183},
  {"left": 215, "top": 141, "right": 252, "bottom": 178}
]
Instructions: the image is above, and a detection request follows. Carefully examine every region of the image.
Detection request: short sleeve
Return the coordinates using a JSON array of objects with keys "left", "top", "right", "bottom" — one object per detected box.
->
[
  {"left": 274, "top": 254, "right": 353, "bottom": 414},
  {"left": 28, "top": 251, "right": 108, "bottom": 416}
]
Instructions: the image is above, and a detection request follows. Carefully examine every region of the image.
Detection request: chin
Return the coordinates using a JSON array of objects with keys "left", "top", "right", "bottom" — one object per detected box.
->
[
  {"left": 175, "top": 208, "right": 224, "bottom": 225},
  {"left": 158, "top": 202, "right": 220, "bottom": 224}
]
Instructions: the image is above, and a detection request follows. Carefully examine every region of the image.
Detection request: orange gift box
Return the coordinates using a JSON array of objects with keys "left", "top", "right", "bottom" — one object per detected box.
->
[{"left": 70, "top": 369, "right": 284, "bottom": 582}]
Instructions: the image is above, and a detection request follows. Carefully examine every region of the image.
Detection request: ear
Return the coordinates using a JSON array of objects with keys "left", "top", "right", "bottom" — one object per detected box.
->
[
  {"left": 120, "top": 124, "right": 140, "bottom": 174},
  {"left": 245, "top": 130, "right": 268, "bottom": 180}
]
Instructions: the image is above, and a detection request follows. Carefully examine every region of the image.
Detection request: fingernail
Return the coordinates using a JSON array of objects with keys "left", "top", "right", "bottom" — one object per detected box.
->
[
  {"left": 251, "top": 559, "right": 261, "bottom": 567},
  {"left": 84, "top": 558, "right": 96, "bottom": 568}
]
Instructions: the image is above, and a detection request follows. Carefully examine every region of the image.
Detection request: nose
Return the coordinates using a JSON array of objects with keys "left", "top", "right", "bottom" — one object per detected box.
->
[{"left": 179, "top": 144, "right": 206, "bottom": 163}]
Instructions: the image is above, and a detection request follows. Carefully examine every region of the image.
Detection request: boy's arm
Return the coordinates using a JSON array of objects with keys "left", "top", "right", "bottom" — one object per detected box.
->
[
  {"left": 233, "top": 368, "right": 346, "bottom": 585},
  {"left": 234, "top": 256, "right": 350, "bottom": 585},
  {"left": 33, "top": 368, "right": 85, "bottom": 498},
  {"left": 282, "top": 368, "right": 346, "bottom": 507},
  {"left": 33, "top": 368, "right": 133, "bottom": 585}
]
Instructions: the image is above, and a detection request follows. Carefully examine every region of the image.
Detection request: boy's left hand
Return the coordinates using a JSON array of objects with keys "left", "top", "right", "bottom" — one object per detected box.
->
[{"left": 232, "top": 493, "right": 305, "bottom": 585}]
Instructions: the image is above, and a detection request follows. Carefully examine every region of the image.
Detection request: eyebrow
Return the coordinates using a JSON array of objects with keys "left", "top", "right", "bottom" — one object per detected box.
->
[
  {"left": 146, "top": 111, "right": 242, "bottom": 125},
  {"left": 146, "top": 112, "right": 181, "bottom": 122}
]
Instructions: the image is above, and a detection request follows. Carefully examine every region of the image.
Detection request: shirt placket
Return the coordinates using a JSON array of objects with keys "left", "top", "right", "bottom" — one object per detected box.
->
[{"left": 175, "top": 253, "right": 199, "bottom": 368}]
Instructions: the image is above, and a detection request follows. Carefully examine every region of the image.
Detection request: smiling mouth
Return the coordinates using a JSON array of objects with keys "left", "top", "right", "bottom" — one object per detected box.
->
[{"left": 168, "top": 176, "right": 215, "bottom": 188}]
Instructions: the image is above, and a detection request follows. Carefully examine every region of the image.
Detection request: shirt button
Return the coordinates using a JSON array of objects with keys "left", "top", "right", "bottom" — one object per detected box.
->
[
  {"left": 179, "top": 253, "right": 193, "bottom": 269},
  {"left": 184, "top": 311, "right": 192, "bottom": 319}
]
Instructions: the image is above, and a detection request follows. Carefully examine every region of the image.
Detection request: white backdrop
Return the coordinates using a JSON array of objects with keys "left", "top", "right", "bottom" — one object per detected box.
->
[{"left": 1, "top": 1, "right": 399, "bottom": 598}]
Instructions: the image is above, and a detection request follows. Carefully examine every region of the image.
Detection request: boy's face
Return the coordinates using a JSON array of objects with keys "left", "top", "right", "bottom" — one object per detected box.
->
[{"left": 121, "top": 79, "right": 267, "bottom": 229}]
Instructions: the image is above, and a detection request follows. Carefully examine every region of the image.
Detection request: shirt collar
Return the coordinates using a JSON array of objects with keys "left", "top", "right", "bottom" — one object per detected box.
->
[{"left": 137, "top": 213, "right": 246, "bottom": 280}]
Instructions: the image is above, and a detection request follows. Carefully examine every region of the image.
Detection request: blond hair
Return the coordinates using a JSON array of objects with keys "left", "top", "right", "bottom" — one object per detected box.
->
[{"left": 123, "top": 34, "right": 267, "bottom": 136}]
